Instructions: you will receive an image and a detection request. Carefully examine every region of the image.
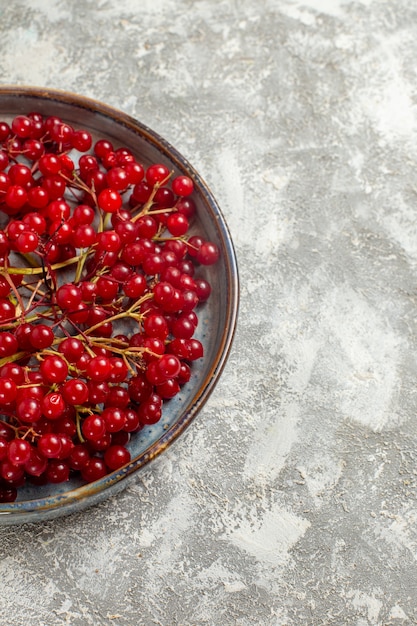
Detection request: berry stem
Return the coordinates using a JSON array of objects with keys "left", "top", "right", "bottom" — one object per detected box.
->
[
  {"left": 4, "top": 256, "right": 80, "bottom": 275},
  {"left": 24, "top": 279, "right": 48, "bottom": 310},
  {"left": 74, "top": 248, "right": 94, "bottom": 284},
  {"left": 131, "top": 171, "right": 173, "bottom": 221},
  {"left": 75, "top": 410, "right": 85, "bottom": 444}
]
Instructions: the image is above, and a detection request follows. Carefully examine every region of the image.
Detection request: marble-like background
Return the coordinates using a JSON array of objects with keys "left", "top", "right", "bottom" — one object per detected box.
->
[{"left": 1, "top": 0, "right": 417, "bottom": 624}]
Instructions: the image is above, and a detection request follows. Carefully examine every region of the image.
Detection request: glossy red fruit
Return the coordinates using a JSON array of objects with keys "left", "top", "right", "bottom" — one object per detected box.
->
[{"left": 0, "top": 111, "right": 220, "bottom": 500}]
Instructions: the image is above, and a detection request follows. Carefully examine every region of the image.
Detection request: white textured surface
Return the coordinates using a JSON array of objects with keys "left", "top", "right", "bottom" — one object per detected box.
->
[{"left": 1, "top": 0, "right": 417, "bottom": 624}]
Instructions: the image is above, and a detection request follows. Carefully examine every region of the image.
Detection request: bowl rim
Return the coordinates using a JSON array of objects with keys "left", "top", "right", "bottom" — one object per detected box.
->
[{"left": 0, "top": 85, "right": 239, "bottom": 522}]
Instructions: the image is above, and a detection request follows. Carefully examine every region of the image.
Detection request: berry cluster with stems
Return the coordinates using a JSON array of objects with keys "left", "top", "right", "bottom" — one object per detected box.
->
[{"left": 0, "top": 112, "right": 219, "bottom": 502}]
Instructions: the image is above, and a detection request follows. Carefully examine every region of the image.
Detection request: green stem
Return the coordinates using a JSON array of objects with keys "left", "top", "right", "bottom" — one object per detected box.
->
[
  {"left": 131, "top": 171, "right": 173, "bottom": 221},
  {"left": 75, "top": 410, "right": 85, "bottom": 444},
  {"left": 74, "top": 248, "right": 94, "bottom": 284},
  {"left": 0, "top": 351, "right": 28, "bottom": 368},
  {"left": 3, "top": 256, "right": 80, "bottom": 275}
]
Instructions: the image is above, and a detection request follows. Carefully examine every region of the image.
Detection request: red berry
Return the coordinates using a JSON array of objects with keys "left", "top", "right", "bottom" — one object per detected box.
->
[
  {"left": 22, "top": 211, "right": 47, "bottom": 234},
  {"left": 0, "top": 299, "right": 15, "bottom": 323},
  {"left": 9, "top": 163, "right": 34, "bottom": 187},
  {"left": 56, "top": 283, "right": 82, "bottom": 310},
  {"left": 125, "top": 161, "right": 144, "bottom": 184},
  {"left": 154, "top": 186, "right": 175, "bottom": 208},
  {"left": 0, "top": 332, "right": 19, "bottom": 358},
  {"left": 167, "top": 213, "right": 189, "bottom": 237},
  {"left": 7, "top": 439, "right": 32, "bottom": 465},
  {"left": 102, "top": 407, "right": 126, "bottom": 433},
  {"left": 39, "top": 153, "right": 61, "bottom": 176},
  {"left": 146, "top": 163, "right": 170, "bottom": 186},
  {"left": 81, "top": 457, "right": 107, "bottom": 482},
  {"left": 72, "top": 224, "right": 97, "bottom": 248},
  {"left": 0, "top": 377, "right": 17, "bottom": 405},
  {"left": 38, "top": 433, "right": 62, "bottom": 458},
  {"left": 0, "top": 122, "right": 10, "bottom": 141},
  {"left": 61, "top": 379, "right": 89, "bottom": 406},
  {"left": 79, "top": 154, "right": 99, "bottom": 178},
  {"left": 106, "top": 166, "right": 129, "bottom": 190},
  {"left": 138, "top": 393, "right": 162, "bottom": 425},
  {"left": 104, "top": 445, "right": 130, "bottom": 470},
  {"left": 5, "top": 185, "right": 28, "bottom": 211},
  {"left": 11, "top": 115, "right": 33, "bottom": 138},
  {"left": 73, "top": 203, "right": 95, "bottom": 225},
  {"left": 82, "top": 414, "right": 106, "bottom": 441},
  {"left": 196, "top": 241, "right": 220, "bottom": 265},
  {"left": 96, "top": 230, "right": 121, "bottom": 252},
  {"left": 72, "top": 129, "right": 92, "bottom": 152},
  {"left": 24, "top": 449, "right": 48, "bottom": 477},
  {"left": 194, "top": 278, "right": 212, "bottom": 302},
  {"left": 58, "top": 337, "right": 85, "bottom": 363},
  {"left": 46, "top": 460, "right": 70, "bottom": 483},
  {"left": 172, "top": 175, "right": 194, "bottom": 197},
  {"left": 0, "top": 460, "right": 25, "bottom": 484},
  {"left": 157, "top": 354, "right": 181, "bottom": 379},
  {"left": 143, "top": 313, "right": 169, "bottom": 340},
  {"left": 85, "top": 356, "right": 112, "bottom": 382},
  {"left": 131, "top": 180, "right": 152, "bottom": 204},
  {"left": 97, "top": 188, "right": 122, "bottom": 213},
  {"left": 0, "top": 486, "right": 17, "bottom": 502},
  {"left": 40, "top": 355, "right": 69, "bottom": 384},
  {"left": 50, "top": 122, "right": 74, "bottom": 146},
  {"left": 16, "top": 398, "right": 42, "bottom": 423},
  {"left": 30, "top": 324, "right": 54, "bottom": 349},
  {"left": 69, "top": 444, "right": 90, "bottom": 470},
  {"left": 0, "top": 151, "right": 8, "bottom": 171},
  {"left": 124, "top": 274, "right": 147, "bottom": 299},
  {"left": 23, "top": 139, "right": 44, "bottom": 161},
  {"left": 157, "top": 378, "right": 180, "bottom": 399},
  {"left": 41, "top": 392, "right": 66, "bottom": 420}
]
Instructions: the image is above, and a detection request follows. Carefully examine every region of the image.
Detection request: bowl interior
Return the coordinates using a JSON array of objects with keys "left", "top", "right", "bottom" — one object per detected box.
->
[{"left": 0, "top": 87, "right": 238, "bottom": 524}]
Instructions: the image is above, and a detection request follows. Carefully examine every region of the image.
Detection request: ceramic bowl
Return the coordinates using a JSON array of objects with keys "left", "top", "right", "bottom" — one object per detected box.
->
[{"left": 0, "top": 87, "right": 239, "bottom": 525}]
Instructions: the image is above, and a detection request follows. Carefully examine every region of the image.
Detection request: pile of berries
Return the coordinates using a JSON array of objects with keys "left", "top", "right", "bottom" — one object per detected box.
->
[{"left": 0, "top": 111, "right": 219, "bottom": 502}]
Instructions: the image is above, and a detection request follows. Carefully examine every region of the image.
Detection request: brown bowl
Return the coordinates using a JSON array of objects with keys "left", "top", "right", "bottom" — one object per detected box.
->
[{"left": 0, "top": 87, "right": 239, "bottom": 525}]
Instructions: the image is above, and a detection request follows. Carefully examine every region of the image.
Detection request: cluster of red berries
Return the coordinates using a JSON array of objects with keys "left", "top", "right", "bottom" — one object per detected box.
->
[{"left": 0, "top": 112, "right": 219, "bottom": 503}]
